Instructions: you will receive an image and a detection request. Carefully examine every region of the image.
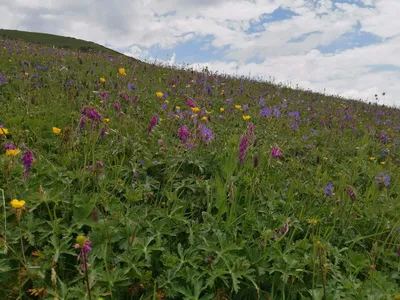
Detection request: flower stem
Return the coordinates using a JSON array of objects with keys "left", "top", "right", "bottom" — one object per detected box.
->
[
  {"left": 17, "top": 217, "right": 26, "bottom": 264},
  {"left": 82, "top": 251, "right": 91, "bottom": 300}
]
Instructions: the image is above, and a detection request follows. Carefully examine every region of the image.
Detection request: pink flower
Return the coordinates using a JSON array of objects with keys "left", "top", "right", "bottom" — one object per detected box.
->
[{"left": 271, "top": 146, "right": 282, "bottom": 158}]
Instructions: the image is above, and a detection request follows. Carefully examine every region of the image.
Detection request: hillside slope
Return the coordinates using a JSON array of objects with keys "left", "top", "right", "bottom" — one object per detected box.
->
[{"left": 1, "top": 35, "right": 400, "bottom": 299}]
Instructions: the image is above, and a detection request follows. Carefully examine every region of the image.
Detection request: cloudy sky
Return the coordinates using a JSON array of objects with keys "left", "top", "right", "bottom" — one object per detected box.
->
[{"left": 0, "top": 0, "right": 399, "bottom": 105}]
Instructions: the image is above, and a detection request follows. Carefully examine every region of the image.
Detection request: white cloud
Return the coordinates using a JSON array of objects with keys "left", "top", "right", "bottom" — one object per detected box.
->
[{"left": 0, "top": 0, "right": 399, "bottom": 104}]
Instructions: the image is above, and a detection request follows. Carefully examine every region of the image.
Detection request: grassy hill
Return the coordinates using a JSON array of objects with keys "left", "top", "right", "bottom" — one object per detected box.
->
[
  {"left": 0, "top": 29, "right": 120, "bottom": 55},
  {"left": 1, "top": 32, "right": 400, "bottom": 299}
]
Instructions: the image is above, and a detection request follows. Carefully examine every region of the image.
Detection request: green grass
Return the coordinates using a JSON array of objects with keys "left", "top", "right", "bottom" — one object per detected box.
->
[
  {"left": 0, "top": 29, "right": 120, "bottom": 55},
  {"left": 1, "top": 35, "right": 400, "bottom": 299}
]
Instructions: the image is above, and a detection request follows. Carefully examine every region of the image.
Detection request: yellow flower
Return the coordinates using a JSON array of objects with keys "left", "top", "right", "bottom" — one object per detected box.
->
[
  {"left": 0, "top": 128, "right": 9, "bottom": 135},
  {"left": 8, "top": 59, "right": 12, "bottom": 62},
  {"left": 221, "top": 89, "right": 225, "bottom": 95},
  {"left": 201, "top": 116, "right": 207, "bottom": 121},
  {"left": 175, "top": 106, "right": 180, "bottom": 110},
  {"left": 99, "top": 77, "right": 106, "bottom": 83},
  {"left": 220, "top": 108, "right": 224, "bottom": 112},
  {"left": 159, "top": 118, "right": 163, "bottom": 122},
  {"left": 156, "top": 92, "right": 163, "bottom": 98},
  {"left": 52, "top": 127, "right": 62, "bottom": 135},
  {"left": 323, "top": 157, "right": 328, "bottom": 161},
  {"left": 175, "top": 115, "right": 180, "bottom": 119},
  {"left": 164, "top": 100, "right": 169, "bottom": 104},
  {"left": 172, "top": 84, "right": 176, "bottom": 88},
  {"left": 24, "top": 72, "right": 29, "bottom": 76},
  {"left": 380, "top": 161, "right": 385, "bottom": 165},
  {"left": 235, "top": 105, "right": 242, "bottom": 110},
  {"left": 10, "top": 199, "right": 25, "bottom": 209},
  {"left": 191, "top": 107, "right": 200, "bottom": 113},
  {"left": 310, "top": 219, "right": 318, "bottom": 226},
  {"left": 242, "top": 115, "right": 251, "bottom": 121},
  {"left": 369, "top": 157, "right": 375, "bottom": 161},
  {"left": 76, "top": 235, "right": 86, "bottom": 246},
  {"left": 206, "top": 110, "right": 212, "bottom": 114},
  {"left": 6, "top": 149, "right": 21, "bottom": 156},
  {"left": 118, "top": 68, "right": 127, "bottom": 75},
  {"left": 104, "top": 118, "right": 110, "bottom": 123}
]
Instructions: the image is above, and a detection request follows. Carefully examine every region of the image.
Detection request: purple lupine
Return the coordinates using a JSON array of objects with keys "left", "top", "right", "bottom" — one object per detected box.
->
[
  {"left": 147, "top": 115, "right": 159, "bottom": 137},
  {"left": 247, "top": 122, "right": 255, "bottom": 142},
  {"left": 199, "top": 124, "right": 214, "bottom": 143},
  {"left": 22, "top": 149, "right": 34, "bottom": 179},
  {"left": 260, "top": 107, "right": 272, "bottom": 117},
  {"left": 178, "top": 125, "right": 190, "bottom": 143},
  {"left": 324, "top": 183, "right": 333, "bottom": 197},
  {"left": 239, "top": 134, "right": 248, "bottom": 164},
  {"left": 186, "top": 98, "right": 196, "bottom": 108},
  {"left": 259, "top": 97, "right": 266, "bottom": 107},
  {"left": 271, "top": 146, "right": 282, "bottom": 158},
  {"left": 74, "top": 237, "right": 92, "bottom": 271},
  {"left": 375, "top": 172, "right": 390, "bottom": 188},
  {"left": 380, "top": 133, "right": 388, "bottom": 143},
  {"left": 81, "top": 106, "right": 102, "bottom": 121},
  {"left": 99, "top": 91, "right": 110, "bottom": 101}
]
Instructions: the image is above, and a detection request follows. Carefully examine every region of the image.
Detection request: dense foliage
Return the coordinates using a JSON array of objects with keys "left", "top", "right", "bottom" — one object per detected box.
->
[{"left": 1, "top": 37, "right": 400, "bottom": 299}]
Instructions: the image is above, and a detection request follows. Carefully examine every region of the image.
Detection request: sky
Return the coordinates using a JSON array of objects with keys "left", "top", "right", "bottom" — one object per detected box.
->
[{"left": 0, "top": 0, "right": 399, "bottom": 105}]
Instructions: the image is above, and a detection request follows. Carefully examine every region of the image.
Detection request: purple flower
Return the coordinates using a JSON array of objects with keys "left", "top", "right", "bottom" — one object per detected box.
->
[
  {"left": 288, "top": 111, "right": 300, "bottom": 121},
  {"left": 226, "top": 98, "right": 233, "bottom": 105},
  {"left": 380, "top": 133, "right": 388, "bottom": 143},
  {"left": 375, "top": 172, "right": 390, "bottom": 188},
  {"left": 22, "top": 149, "right": 34, "bottom": 179},
  {"left": 199, "top": 124, "right": 214, "bottom": 143},
  {"left": 302, "top": 135, "right": 309, "bottom": 140},
  {"left": 259, "top": 97, "right": 266, "bottom": 107},
  {"left": 81, "top": 106, "right": 102, "bottom": 121},
  {"left": 147, "top": 115, "right": 159, "bottom": 137},
  {"left": 161, "top": 103, "right": 168, "bottom": 111},
  {"left": 324, "top": 183, "right": 333, "bottom": 197},
  {"left": 247, "top": 122, "right": 255, "bottom": 142},
  {"left": 311, "top": 129, "right": 318, "bottom": 136},
  {"left": 5, "top": 144, "right": 16, "bottom": 150},
  {"left": 0, "top": 73, "right": 6, "bottom": 85},
  {"left": 260, "top": 107, "right": 272, "bottom": 117},
  {"left": 113, "top": 102, "right": 120, "bottom": 111},
  {"left": 239, "top": 134, "right": 248, "bottom": 164},
  {"left": 271, "top": 146, "right": 282, "bottom": 158},
  {"left": 99, "top": 91, "right": 110, "bottom": 100},
  {"left": 127, "top": 83, "right": 136, "bottom": 91},
  {"left": 273, "top": 106, "right": 280, "bottom": 117},
  {"left": 186, "top": 98, "right": 196, "bottom": 108},
  {"left": 242, "top": 104, "right": 249, "bottom": 112},
  {"left": 74, "top": 237, "right": 92, "bottom": 271},
  {"left": 178, "top": 125, "right": 190, "bottom": 143}
]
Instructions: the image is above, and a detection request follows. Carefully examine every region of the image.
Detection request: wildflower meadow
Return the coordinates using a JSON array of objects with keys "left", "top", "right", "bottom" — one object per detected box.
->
[{"left": 1, "top": 37, "right": 400, "bottom": 299}]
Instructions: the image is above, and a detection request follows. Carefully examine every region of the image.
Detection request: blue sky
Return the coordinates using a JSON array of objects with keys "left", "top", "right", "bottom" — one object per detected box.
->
[{"left": 1, "top": 0, "right": 399, "bottom": 105}]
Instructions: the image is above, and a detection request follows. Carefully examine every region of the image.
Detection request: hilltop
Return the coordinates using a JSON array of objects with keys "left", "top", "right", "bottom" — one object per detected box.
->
[
  {"left": 1, "top": 32, "right": 400, "bottom": 299},
  {"left": 0, "top": 29, "right": 120, "bottom": 55}
]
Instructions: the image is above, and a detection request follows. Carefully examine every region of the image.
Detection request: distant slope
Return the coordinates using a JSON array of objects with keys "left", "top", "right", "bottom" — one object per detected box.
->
[{"left": 0, "top": 29, "right": 120, "bottom": 55}]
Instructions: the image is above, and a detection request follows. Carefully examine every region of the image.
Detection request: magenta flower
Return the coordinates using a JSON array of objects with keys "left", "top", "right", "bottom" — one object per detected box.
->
[
  {"left": 147, "top": 115, "right": 159, "bottom": 137},
  {"left": 21, "top": 149, "right": 34, "bottom": 179},
  {"left": 271, "top": 146, "right": 282, "bottom": 158},
  {"left": 186, "top": 98, "right": 196, "bottom": 108},
  {"left": 239, "top": 134, "right": 248, "bottom": 164},
  {"left": 178, "top": 125, "right": 190, "bottom": 143},
  {"left": 74, "top": 237, "right": 92, "bottom": 271},
  {"left": 5, "top": 143, "right": 16, "bottom": 150}
]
